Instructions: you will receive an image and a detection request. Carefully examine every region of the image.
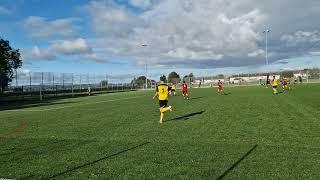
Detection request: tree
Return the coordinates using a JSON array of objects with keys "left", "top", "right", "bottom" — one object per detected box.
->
[
  {"left": 131, "top": 76, "right": 154, "bottom": 88},
  {"left": 188, "top": 73, "right": 195, "bottom": 82},
  {"left": 160, "top": 75, "right": 167, "bottom": 83},
  {"left": 168, "top": 71, "right": 180, "bottom": 84},
  {"left": 0, "top": 37, "right": 22, "bottom": 93},
  {"left": 183, "top": 73, "right": 195, "bottom": 82},
  {"left": 281, "top": 71, "right": 294, "bottom": 78},
  {"left": 133, "top": 76, "right": 147, "bottom": 87},
  {"left": 99, "top": 80, "right": 108, "bottom": 87},
  {"left": 308, "top": 68, "right": 320, "bottom": 79},
  {"left": 217, "top": 74, "right": 224, "bottom": 79}
]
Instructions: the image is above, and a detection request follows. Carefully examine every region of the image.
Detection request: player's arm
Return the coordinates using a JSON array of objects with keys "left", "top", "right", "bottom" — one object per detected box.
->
[
  {"left": 153, "top": 86, "right": 159, "bottom": 99},
  {"left": 153, "top": 91, "right": 158, "bottom": 99}
]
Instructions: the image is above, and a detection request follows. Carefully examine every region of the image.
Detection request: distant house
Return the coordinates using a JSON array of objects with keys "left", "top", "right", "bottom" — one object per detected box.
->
[{"left": 229, "top": 75, "right": 280, "bottom": 84}]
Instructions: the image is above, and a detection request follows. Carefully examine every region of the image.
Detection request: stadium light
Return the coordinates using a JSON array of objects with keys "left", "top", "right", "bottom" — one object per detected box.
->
[
  {"left": 263, "top": 29, "right": 271, "bottom": 66},
  {"left": 142, "top": 44, "right": 148, "bottom": 89}
]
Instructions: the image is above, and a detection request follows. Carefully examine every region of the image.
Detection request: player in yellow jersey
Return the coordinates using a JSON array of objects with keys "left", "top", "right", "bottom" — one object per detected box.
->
[
  {"left": 153, "top": 81, "right": 173, "bottom": 123},
  {"left": 171, "top": 84, "right": 176, "bottom": 95},
  {"left": 272, "top": 76, "right": 278, "bottom": 95}
]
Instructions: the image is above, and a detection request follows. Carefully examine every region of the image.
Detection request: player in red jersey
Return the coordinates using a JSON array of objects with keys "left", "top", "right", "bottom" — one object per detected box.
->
[
  {"left": 217, "top": 80, "right": 223, "bottom": 94},
  {"left": 282, "top": 76, "right": 290, "bottom": 92},
  {"left": 181, "top": 81, "right": 189, "bottom": 100}
]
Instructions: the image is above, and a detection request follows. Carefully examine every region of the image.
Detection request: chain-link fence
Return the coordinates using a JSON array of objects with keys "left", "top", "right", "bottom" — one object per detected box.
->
[{"left": 2, "top": 72, "right": 138, "bottom": 101}]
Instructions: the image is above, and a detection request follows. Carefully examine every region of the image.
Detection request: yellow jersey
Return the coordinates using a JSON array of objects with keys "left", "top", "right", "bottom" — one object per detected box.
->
[
  {"left": 171, "top": 85, "right": 176, "bottom": 90},
  {"left": 157, "top": 83, "right": 170, "bottom": 100},
  {"left": 273, "top": 79, "right": 278, "bottom": 86}
]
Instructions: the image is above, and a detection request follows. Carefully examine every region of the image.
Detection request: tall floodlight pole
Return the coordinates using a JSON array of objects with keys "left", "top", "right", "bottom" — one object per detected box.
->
[
  {"left": 263, "top": 29, "right": 271, "bottom": 87},
  {"left": 263, "top": 29, "right": 270, "bottom": 66},
  {"left": 142, "top": 44, "right": 148, "bottom": 89}
]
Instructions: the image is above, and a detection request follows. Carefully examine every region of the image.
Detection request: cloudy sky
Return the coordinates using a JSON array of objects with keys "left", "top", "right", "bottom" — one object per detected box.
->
[{"left": 1, "top": 0, "right": 320, "bottom": 78}]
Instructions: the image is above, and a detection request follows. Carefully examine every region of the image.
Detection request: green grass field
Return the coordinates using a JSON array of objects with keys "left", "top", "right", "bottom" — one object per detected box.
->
[{"left": 1, "top": 84, "right": 320, "bottom": 179}]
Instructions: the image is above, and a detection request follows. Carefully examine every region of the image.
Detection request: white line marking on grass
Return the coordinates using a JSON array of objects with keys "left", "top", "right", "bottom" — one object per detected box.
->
[{"left": 3, "top": 96, "right": 143, "bottom": 112}]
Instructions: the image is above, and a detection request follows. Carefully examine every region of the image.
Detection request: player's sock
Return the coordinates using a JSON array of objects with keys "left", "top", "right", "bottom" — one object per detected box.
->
[{"left": 160, "top": 112, "right": 164, "bottom": 123}]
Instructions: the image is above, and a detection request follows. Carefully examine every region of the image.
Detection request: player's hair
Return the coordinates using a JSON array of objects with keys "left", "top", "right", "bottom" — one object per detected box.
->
[{"left": 183, "top": 81, "right": 185, "bottom": 83}]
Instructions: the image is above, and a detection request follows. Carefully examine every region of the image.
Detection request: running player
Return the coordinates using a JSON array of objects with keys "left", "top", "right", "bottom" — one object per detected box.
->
[
  {"left": 181, "top": 81, "right": 189, "bottom": 99},
  {"left": 171, "top": 84, "right": 176, "bottom": 95},
  {"left": 218, "top": 80, "right": 223, "bottom": 94},
  {"left": 272, "top": 76, "right": 278, "bottom": 95},
  {"left": 153, "top": 81, "right": 173, "bottom": 123},
  {"left": 88, "top": 86, "right": 91, "bottom": 96},
  {"left": 282, "top": 76, "right": 289, "bottom": 92}
]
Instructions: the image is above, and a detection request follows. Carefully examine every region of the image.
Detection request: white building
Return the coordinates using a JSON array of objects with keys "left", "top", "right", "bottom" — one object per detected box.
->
[{"left": 229, "top": 75, "right": 280, "bottom": 84}]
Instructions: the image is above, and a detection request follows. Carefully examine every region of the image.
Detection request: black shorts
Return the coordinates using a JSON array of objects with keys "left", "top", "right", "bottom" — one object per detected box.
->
[
  {"left": 273, "top": 86, "right": 278, "bottom": 89},
  {"left": 171, "top": 89, "right": 176, "bottom": 92},
  {"left": 159, "top": 100, "right": 168, "bottom": 108}
]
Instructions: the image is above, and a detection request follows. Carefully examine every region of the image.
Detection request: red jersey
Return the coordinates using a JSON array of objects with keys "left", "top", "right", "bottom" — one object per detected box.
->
[
  {"left": 282, "top": 79, "right": 288, "bottom": 85},
  {"left": 218, "top": 81, "right": 223, "bottom": 87},
  {"left": 182, "top": 83, "right": 188, "bottom": 91}
]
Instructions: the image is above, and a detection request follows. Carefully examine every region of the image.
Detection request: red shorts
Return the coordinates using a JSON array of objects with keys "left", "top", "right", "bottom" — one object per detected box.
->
[
  {"left": 182, "top": 90, "right": 188, "bottom": 95},
  {"left": 218, "top": 86, "right": 222, "bottom": 91}
]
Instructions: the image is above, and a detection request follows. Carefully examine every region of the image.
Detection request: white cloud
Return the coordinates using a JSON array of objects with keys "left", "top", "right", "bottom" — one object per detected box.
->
[
  {"left": 281, "top": 31, "right": 320, "bottom": 47},
  {"left": 85, "top": 0, "right": 266, "bottom": 67},
  {"left": 50, "top": 38, "right": 92, "bottom": 55},
  {"left": 248, "top": 49, "right": 265, "bottom": 57},
  {"left": 0, "top": 6, "right": 10, "bottom": 14},
  {"left": 80, "top": 53, "right": 108, "bottom": 63},
  {"left": 23, "top": 16, "right": 80, "bottom": 39},
  {"left": 128, "top": 0, "right": 152, "bottom": 9},
  {"left": 309, "top": 51, "right": 320, "bottom": 56},
  {"left": 84, "top": 1, "right": 143, "bottom": 38},
  {"left": 31, "top": 46, "right": 56, "bottom": 60},
  {"left": 167, "top": 48, "right": 224, "bottom": 60},
  {"left": 22, "top": 39, "right": 94, "bottom": 61},
  {"left": 21, "top": 0, "right": 320, "bottom": 70}
]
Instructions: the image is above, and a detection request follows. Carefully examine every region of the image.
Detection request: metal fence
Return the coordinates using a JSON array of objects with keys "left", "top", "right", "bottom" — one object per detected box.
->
[{"left": 2, "top": 72, "right": 138, "bottom": 101}]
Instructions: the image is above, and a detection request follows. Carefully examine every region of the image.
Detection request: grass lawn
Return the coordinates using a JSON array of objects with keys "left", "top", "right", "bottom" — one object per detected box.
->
[{"left": 0, "top": 83, "right": 320, "bottom": 179}]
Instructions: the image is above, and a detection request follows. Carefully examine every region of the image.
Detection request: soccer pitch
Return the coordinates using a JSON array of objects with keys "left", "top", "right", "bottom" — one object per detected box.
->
[{"left": 1, "top": 84, "right": 320, "bottom": 179}]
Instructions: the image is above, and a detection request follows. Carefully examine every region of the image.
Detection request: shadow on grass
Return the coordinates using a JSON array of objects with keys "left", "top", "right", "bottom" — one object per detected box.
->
[
  {"left": 216, "top": 144, "right": 258, "bottom": 180},
  {"left": 167, "top": 111, "right": 205, "bottom": 122},
  {"left": 222, "top": 92, "right": 232, "bottom": 96},
  {"left": 45, "top": 142, "right": 150, "bottom": 179}
]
